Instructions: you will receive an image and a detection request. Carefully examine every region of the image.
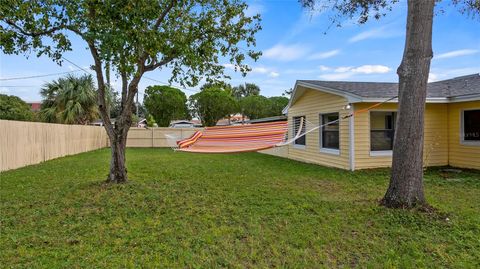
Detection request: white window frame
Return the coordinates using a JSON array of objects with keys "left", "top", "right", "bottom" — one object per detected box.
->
[
  {"left": 369, "top": 110, "right": 397, "bottom": 156},
  {"left": 319, "top": 112, "right": 340, "bottom": 155},
  {"left": 460, "top": 108, "right": 480, "bottom": 146},
  {"left": 293, "top": 115, "right": 306, "bottom": 149}
]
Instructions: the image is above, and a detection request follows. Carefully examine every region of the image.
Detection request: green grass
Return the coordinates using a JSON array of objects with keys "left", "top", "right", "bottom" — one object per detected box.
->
[{"left": 1, "top": 148, "right": 479, "bottom": 268}]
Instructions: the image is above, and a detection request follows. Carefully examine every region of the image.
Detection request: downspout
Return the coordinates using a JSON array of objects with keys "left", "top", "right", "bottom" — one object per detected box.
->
[{"left": 349, "top": 103, "right": 355, "bottom": 171}]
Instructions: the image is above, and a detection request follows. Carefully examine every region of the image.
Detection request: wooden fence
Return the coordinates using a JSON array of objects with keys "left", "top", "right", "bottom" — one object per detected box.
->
[
  {"left": 1, "top": 121, "right": 288, "bottom": 172},
  {"left": 0, "top": 120, "right": 108, "bottom": 172},
  {"left": 126, "top": 127, "right": 203, "bottom": 147}
]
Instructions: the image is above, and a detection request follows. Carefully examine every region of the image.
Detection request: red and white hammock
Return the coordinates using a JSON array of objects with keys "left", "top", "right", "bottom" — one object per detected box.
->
[
  {"left": 173, "top": 96, "right": 398, "bottom": 154},
  {"left": 176, "top": 121, "right": 288, "bottom": 153}
]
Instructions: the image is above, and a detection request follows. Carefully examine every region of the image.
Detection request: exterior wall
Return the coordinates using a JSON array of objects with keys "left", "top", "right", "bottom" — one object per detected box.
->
[
  {"left": 447, "top": 101, "right": 480, "bottom": 170},
  {"left": 287, "top": 87, "right": 351, "bottom": 169},
  {"left": 353, "top": 103, "right": 450, "bottom": 169}
]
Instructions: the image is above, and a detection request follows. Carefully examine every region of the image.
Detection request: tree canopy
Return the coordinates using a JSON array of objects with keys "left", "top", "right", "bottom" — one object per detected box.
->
[
  {"left": 267, "top": 96, "right": 289, "bottom": 116},
  {"left": 144, "top": 85, "right": 188, "bottom": 127},
  {"left": 40, "top": 74, "right": 98, "bottom": 124},
  {"left": 0, "top": 94, "right": 34, "bottom": 121},
  {"left": 232, "top": 83, "right": 261, "bottom": 99},
  {"left": 240, "top": 95, "right": 269, "bottom": 120},
  {"left": 189, "top": 86, "right": 237, "bottom": 126}
]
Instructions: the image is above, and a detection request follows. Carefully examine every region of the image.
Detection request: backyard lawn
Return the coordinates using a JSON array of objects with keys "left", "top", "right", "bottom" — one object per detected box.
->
[{"left": 1, "top": 148, "right": 479, "bottom": 268}]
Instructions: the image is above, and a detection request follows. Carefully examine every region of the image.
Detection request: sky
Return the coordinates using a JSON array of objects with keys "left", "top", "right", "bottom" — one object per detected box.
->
[{"left": 1, "top": 0, "right": 479, "bottom": 102}]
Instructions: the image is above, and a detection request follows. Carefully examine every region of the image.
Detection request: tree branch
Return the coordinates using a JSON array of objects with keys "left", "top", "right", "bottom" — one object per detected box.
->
[
  {"left": 4, "top": 19, "right": 65, "bottom": 37},
  {"left": 86, "top": 41, "right": 115, "bottom": 138},
  {"left": 144, "top": 55, "right": 175, "bottom": 72},
  {"left": 152, "top": 0, "right": 178, "bottom": 30}
]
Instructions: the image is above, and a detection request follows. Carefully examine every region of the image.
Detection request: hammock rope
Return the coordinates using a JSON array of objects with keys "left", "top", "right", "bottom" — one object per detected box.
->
[{"left": 170, "top": 96, "right": 398, "bottom": 153}]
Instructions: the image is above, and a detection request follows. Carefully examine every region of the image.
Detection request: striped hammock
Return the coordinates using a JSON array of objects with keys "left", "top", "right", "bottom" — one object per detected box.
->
[{"left": 176, "top": 121, "right": 288, "bottom": 153}]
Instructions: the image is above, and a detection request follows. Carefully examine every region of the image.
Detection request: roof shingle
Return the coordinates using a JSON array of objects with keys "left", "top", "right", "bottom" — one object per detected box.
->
[{"left": 298, "top": 73, "right": 480, "bottom": 99}]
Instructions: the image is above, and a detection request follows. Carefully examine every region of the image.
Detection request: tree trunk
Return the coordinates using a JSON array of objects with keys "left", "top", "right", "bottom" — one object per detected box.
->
[
  {"left": 382, "top": 0, "right": 435, "bottom": 208},
  {"left": 107, "top": 134, "right": 128, "bottom": 183}
]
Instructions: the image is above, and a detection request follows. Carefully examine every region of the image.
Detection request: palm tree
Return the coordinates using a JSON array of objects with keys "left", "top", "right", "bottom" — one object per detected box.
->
[
  {"left": 40, "top": 74, "right": 99, "bottom": 124},
  {"left": 232, "top": 83, "right": 260, "bottom": 99}
]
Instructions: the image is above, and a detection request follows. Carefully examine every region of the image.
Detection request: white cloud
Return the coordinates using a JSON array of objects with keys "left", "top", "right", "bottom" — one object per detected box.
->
[
  {"left": 308, "top": 49, "right": 340, "bottom": 60},
  {"left": 348, "top": 27, "right": 402, "bottom": 43},
  {"left": 223, "top": 63, "right": 279, "bottom": 78},
  {"left": 428, "top": 73, "right": 439, "bottom": 82},
  {"left": 319, "top": 65, "right": 331, "bottom": 71},
  {"left": 435, "top": 49, "right": 479, "bottom": 60},
  {"left": 222, "top": 63, "right": 237, "bottom": 71},
  {"left": 319, "top": 73, "right": 355, "bottom": 80},
  {"left": 245, "top": 3, "right": 265, "bottom": 17},
  {"left": 350, "top": 65, "right": 391, "bottom": 74},
  {"left": 331, "top": 65, "right": 391, "bottom": 74},
  {"left": 428, "top": 67, "right": 480, "bottom": 81},
  {"left": 334, "top": 66, "right": 353, "bottom": 73},
  {"left": 269, "top": 72, "right": 279, "bottom": 78},
  {"left": 252, "top": 67, "right": 269, "bottom": 74},
  {"left": 319, "top": 64, "right": 392, "bottom": 80},
  {"left": 263, "top": 44, "right": 309, "bottom": 61}
]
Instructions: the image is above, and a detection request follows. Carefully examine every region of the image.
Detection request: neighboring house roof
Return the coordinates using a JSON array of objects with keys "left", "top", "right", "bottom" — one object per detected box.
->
[
  {"left": 170, "top": 120, "right": 194, "bottom": 125},
  {"left": 248, "top": 115, "right": 287, "bottom": 124},
  {"left": 27, "top": 102, "right": 42, "bottom": 111},
  {"left": 285, "top": 73, "right": 480, "bottom": 113}
]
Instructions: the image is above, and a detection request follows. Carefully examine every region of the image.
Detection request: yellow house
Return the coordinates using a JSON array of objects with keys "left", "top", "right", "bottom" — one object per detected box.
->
[{"left": 282, "top": 74, "right": 480, "bottom": 171}]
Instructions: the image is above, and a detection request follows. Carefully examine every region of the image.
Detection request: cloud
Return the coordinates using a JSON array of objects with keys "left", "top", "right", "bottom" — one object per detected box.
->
[
  {"left": 319, "top": 64, "right": 392, "bottom": 80},
  {"left": 319, "top": 73, "right": 355, "bottom": 80},
  {"left": 348, "top": 27, "right": 402, "bottom": 43},
  {"left": 245, "top": 3, "right": 265, "bottom": 17},
  {"left": 428, "top": 67, "right": 480, "bottom": 81},
  {"left": 435, "top": 49, "right": 479, "bottom": 60},
  {"left": 308, "top": 49, "right": 340, "bottom": 60},
  {"left": 269, "top": 71, "right": 280, "bottom": 78},
  {"left": 263, "top": 44, "right": 309, "bottom": 61},
  {"left": 319, "top": 65, "right": 331, "bottom": 71},
  {"left": 428, "top": 73, "right": 439, "bottom": 82},
  {"left": 223, "top": 63, "right": 280, "bottom": 78},
  {"left": 349, "top": 65, "right": 391, "bottom": 74}
]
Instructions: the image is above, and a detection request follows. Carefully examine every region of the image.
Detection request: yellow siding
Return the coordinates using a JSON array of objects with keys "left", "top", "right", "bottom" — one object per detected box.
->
[
  {"left": 354, "top": 103, "right": 449, "bottom": 169},
  {"left": 287, "top": 87, "right": 350, "bottom": 169},
  {"left": 447, "top": 101, "right": 480, "bottom": 170}
]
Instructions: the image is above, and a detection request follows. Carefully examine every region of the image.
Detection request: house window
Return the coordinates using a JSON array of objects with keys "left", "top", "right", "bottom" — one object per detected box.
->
[
  {"left": 462, "top": 109, "right": 480, "bottom": 142},
  {"left": 320, "top": 113, "right": 339, "bottom": 150},
  {"left": 370, "top": 111, "right": 397, "bottom": 151},
  {"left": 293, "top": 116, "right": 306, "bottom": 146}
]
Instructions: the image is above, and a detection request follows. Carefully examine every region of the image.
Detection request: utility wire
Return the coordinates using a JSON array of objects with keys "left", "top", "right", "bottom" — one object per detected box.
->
[
  {"left": 0, "top": 85, "right": 39, "bottom": 87},
  {"left": 144, "top": 76, "right": 199, "bottom": 93},
  {"left": 61, "top": 57, "right": 93, "bottom": 75},
  {"left": 0, "top": 69, "right": 82, "bottom": 81}
]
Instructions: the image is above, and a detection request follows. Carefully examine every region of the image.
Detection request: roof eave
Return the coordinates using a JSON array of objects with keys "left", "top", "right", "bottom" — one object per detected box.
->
[
  {"left": 449, "top": 94, "right": 480, "bottom": 103},
  {"left": 285, "top": 81, "right": 480, "bottom": 113}
]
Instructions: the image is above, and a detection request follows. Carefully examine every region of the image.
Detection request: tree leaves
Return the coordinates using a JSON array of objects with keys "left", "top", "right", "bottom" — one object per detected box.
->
[
  {"left": 39, "top": 74, "right": 98, "bottom": 124},
  {"left": 0, "top": 94, "right": 34, "bottom": 121},
  {"left": 144, "top": 85, "right": 189, "bottom": 127},
  {"left": 188, "top": 86, "right": 237, "bottom": 126}
]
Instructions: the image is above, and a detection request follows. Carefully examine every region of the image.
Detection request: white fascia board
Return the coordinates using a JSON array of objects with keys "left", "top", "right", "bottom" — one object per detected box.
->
[{"left": 296, "top": 81, "right": 364, "bottom": 103}]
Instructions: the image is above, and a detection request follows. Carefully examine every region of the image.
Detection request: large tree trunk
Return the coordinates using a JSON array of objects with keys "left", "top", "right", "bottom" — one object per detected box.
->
[
  {"left": 382, "top": 0, "right": 435, "bottom": 208},
  {"left": 108, "top": 133, "right": 128, "bottom": 183}
]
